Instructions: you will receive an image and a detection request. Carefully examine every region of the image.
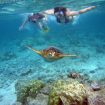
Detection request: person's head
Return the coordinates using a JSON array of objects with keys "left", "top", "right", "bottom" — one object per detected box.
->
[
  {"left": 55, "top": 11, "right": 64, "bottom": 19},
  {"left": 54, "top": 7, "right": 67, "bottom": 16},
  {"left": 54, "top": 7, "right": 69, "bottom": 23}
]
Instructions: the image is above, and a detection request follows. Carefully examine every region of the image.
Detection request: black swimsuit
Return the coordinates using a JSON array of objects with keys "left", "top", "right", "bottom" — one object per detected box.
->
[
  {"left": 54, "top": 7, "right": 70, "bottom": 23},
  {"left": 28, "top": 13, "right": 45, "bottom": 23}
]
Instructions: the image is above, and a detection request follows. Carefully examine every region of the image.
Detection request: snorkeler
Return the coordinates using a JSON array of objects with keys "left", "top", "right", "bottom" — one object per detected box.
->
[
  {"left": 43, "top": 6, "right": 96, "bottom": 24},
  {"left": 19, "top": 13, "right": 49, "bottom": 32}
]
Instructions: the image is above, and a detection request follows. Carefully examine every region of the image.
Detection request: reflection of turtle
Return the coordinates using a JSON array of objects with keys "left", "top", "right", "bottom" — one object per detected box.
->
[{"left": 27, "top": 46, "right": 77, "bottom": 61}]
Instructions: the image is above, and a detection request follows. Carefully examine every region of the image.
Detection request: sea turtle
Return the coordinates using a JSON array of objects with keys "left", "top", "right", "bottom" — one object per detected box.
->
[{"left": 27, "top": 46, "right": 77, "bottom": 61}]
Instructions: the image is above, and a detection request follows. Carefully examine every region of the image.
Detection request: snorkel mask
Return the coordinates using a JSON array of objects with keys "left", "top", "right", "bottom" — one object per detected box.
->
[{"left": 55, "top": 11, "right": 64, "bottom": 18}]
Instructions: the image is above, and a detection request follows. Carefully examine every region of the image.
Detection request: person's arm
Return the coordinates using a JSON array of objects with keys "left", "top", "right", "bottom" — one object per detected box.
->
[
  {"left": 19, "top": 18, "right": 28, "bottom": 30},
  {"left": 43, "top": 9, "right": 54, "bottom": 16},
  {"left": 68, "top": 6, "right": 96, "bottom": 16},
  {"left": 79, "top": 6, "right": 96, "bottom": 14}
]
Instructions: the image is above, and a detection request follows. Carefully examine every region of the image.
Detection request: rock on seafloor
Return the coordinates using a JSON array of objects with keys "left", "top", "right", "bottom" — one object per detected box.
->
[
  {"left": 15, "top": 79, "right": 45, "bottom": 105},
  {"left": 14, "top": 78, "right": 105, "bottom": 105},
  {"left": 88, "top": 88, "right": 105, "bottom": 105},
  {"left": 67, "top": 72, "right": 81, "bottom": 79},
  {"left": 90, "top": 81, "right": 101, "bottom": 91},
  {"left": 27, "top": 94, "right": 48, "bottom": 105},
  {"left": 48, "top": 79, "right": 88, "bottom": 105},
  {"left": 15, "top": 79, "right": 88, "bottom": 105}
]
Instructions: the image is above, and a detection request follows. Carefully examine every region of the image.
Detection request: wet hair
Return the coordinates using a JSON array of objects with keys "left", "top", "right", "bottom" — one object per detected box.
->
[
  {"left": 54, "top": 7, "right": 67, "bottom": 16},
  {"left": 54, "top": 7, "right": 69, "bottom": 23}
]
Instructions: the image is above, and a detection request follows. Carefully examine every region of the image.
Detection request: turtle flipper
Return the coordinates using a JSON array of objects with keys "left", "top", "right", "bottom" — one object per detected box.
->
[
  {"left": 60, "top": 54, "right": 77, "bottom": 57},
  {"left": 26, "top": 46, "right": 42, "bottom": 55}
]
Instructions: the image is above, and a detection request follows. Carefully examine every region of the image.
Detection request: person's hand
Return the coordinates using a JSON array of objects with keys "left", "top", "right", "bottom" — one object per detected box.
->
[
  {"left": 19, "top": 25, "right": 23, "bottom": 31},
  {"left": 91, "top": 6, "right": 96, "bottom": 9},
  {"left": 87, "top": 6, "right": 96, "bottom": 11}
]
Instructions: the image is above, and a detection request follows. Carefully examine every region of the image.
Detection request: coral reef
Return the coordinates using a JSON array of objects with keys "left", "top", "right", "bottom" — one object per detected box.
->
[
  {"left": 15, "top": 80, "right": 45, "bottom": 105},
  {"left": 48, "top": 79, "right": 88, "bottom": 105},
  {"left": 15, "top": 78, "right": 105, "bottom": 105}
]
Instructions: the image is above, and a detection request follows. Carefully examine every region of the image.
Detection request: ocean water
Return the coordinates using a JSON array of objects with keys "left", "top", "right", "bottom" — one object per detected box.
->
[{"left": 0, "top": 0, "right": 105, "bottom": 104}]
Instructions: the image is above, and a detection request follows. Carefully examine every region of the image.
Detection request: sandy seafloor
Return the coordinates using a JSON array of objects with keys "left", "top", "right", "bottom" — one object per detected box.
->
[{"left": 0, "top": 6, "right": 105, "bottom": 105}]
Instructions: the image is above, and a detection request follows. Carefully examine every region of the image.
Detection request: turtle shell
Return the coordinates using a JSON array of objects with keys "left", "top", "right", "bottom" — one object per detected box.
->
[{"left": 42, "top": 47, "right": 63, "bottom": 61}]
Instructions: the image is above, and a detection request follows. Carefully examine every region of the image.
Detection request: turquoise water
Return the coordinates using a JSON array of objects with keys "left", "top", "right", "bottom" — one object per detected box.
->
[{"left": 0, "top": 0, "right": 105, "bottom": 104}]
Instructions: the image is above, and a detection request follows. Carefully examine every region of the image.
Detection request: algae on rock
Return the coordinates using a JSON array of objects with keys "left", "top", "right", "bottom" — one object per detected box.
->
[
  {"left": 15, "top": 80, "right": 45, "bottom": 104},
  {"left": 15, "top": 79, "right": 88, "bottom": 105},
  {"left": 48, "top": 79, "right": 88, "bottom": 105}
]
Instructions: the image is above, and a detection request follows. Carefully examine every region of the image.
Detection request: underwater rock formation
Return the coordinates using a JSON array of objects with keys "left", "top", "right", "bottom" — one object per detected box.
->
[
  {"left": 15, "top": 79, "right": 88, "bottom": 105},
  {"left": 90, "top": 81, "right": 101, "bottom": 91},
  {"left": 67, "top": 72, "right": 92, "bottom": 85},
  {"left": 15, "top": 80, "right": 45, "bottom": 105},
  {"left": 26, "top": 94, "right": 48, "bottom": 105},
  {"left": 67, "top": 72, "right": 81, "bottom": 79},
  {"left": 88, "top": 88, "right": 105, "bottom": 105},
  {"left": 15, "top": 78, "right": 105, "bottom": 105},
  {"left": 48, "top": 79, "right": 88, "bottom": 105}
]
